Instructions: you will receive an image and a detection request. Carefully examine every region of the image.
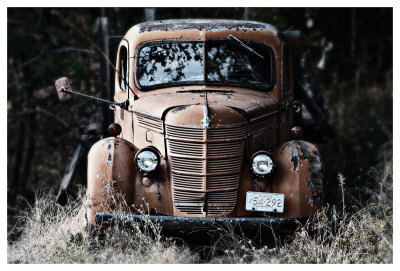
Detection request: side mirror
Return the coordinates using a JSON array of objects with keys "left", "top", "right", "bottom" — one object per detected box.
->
[
  {"left": 54, "top": 76, "right": 124, "bottom": 107},
  {"left": 55, "top": 77, "right": 72, "bottom": 101}
]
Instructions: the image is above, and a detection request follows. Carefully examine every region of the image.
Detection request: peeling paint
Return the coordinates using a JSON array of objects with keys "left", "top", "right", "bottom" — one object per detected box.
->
[
  {"left": 202, "top": 102, "right": 211, "bottom": 128},
  {"left": 107, "top": 153, "right": 112, "bottom": 166},
  {"left": 101, "top": 138, "right": 113, "bottom": 147},
  {"left": 157, "top": 191, "right": 162, "bottom": 202},
  {"left": 281, "top": 141, "right": 323, "bottom": 203},
  {"left": 171, "top": 105, "right": 189, "bottom": 114}
]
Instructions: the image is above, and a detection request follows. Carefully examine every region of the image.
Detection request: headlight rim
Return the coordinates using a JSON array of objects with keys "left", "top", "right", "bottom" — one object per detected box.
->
[
  {"left": 135, "top": 147, "right": 160, "bottom": 173},
  {"left": 250, "top": 151, "right": 275, "bottom": 177}
]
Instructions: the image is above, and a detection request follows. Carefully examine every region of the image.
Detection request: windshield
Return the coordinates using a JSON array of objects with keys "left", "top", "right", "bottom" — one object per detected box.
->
[{"left": 136, "top": 40, "right": 275, "bottom": 91}]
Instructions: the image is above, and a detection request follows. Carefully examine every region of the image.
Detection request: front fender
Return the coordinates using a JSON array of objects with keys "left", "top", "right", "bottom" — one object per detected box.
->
[
  {"left": 271, "top": 140, "right": 324, "bottom": 218},
  {"left": 86, "top": 137, "right": 139, "bottom": 227}
]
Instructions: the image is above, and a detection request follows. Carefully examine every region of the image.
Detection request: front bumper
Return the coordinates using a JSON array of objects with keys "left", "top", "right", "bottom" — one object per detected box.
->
[{"left": 95, "top": 212, "right": 311, "bottom": 235}]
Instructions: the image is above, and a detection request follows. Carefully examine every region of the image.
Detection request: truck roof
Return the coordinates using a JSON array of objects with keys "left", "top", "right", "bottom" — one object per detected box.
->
[{"left": 135, "top": 19, "right": 278, "bottom": 33}]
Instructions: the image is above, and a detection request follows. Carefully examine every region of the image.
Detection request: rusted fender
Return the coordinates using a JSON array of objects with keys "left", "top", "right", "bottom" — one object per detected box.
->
[
  {"left": 86, "top": 137, "right": 139, "bottom": 227},
  {"left": 271, "top": 140, "right": 324, "bottom": 218}
]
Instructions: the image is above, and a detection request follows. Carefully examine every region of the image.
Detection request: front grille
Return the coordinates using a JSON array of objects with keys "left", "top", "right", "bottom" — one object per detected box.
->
[
  {"left": 136, "top": 113, "right": 163, "bottom": 132},
  {"left": 174, "top": 190, "right": 204, "bottom": 203},
  {"left": 207, "top": 175, "right": 239, "bottom": 190},
  {"left": 166, "top": 125, "right": 204, "bottom": 140},
  {"left": 208, "top": 191, "right": 238, "bottom": 204},
  {"left": 208, "top": 125, "right": 246, "bottom": 140},
  {"left": 169, "top": 140, "right": 204, "bottom": 157},
  {"left": 167, "top": 124, "right": 246, "bottom": 216},
  {"left": 170, "top": 157, "right": 203, "bottom": 174},
  {"left": 208, "top": 157, "right": 241, "bottom": 173},
  {"left": 175, "top": 205, "right": 203, "bottom": 214},
  {"left": 208, "top": 141, "right": 244, "bottom": 157},
  {"left": 173, "top": 174, "right": 203, "bottom": 190}
]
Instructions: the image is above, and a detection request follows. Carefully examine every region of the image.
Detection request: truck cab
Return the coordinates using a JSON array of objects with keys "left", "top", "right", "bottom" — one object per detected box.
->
[{"left": 85, "top": 19, "right": 324, "bottom": 233}]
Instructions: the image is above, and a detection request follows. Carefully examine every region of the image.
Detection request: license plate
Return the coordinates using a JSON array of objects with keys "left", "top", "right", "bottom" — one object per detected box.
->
[{"left": 245, "top": 192, "right": 284, "bottom": 213}]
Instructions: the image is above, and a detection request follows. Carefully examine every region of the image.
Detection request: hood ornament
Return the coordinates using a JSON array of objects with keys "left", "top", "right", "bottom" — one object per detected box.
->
[{"left": 201, "top": 92, "right": 211, "bottom": 128}]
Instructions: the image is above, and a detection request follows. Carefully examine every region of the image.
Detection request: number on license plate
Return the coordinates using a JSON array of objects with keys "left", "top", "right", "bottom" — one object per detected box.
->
[{"left": 245, "top": 192, "right": 284, "bottom": 213}]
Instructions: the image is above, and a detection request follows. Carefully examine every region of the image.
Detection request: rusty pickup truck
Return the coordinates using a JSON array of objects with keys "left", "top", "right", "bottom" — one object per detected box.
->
[{"left": 56, "top": 19, "right": 325, "bottom": 237}]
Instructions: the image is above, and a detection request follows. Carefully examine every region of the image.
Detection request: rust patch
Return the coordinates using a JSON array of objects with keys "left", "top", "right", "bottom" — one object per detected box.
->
[{"left": 281, "top": 141, "right": 323, "bottom": 203}]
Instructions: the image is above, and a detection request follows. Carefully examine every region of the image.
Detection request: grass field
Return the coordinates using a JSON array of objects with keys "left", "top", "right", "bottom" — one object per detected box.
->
[{"left": 7, "top": 161, "right": 392, "bottom": 264}]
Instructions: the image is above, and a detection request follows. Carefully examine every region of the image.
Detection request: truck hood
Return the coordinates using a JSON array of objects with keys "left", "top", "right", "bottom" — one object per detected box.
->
[{"left": 130, "top": 91, "right": 279, "bottom": 121}]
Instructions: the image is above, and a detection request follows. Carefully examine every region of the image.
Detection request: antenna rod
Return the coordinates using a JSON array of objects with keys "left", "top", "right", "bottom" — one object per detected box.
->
[
  {"left": 60, "top": 87, "right": 123, "bottom": 107},
  {"left": 228, "top": 34, "right": 264, "bottom": 59}
]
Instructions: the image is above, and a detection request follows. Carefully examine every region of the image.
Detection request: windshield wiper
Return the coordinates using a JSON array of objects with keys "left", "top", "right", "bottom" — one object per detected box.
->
[{"left": 228, "top": 34, "right": 264, "bottom": 60}]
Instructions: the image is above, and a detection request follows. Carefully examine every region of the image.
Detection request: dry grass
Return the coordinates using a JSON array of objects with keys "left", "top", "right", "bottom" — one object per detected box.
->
[
  {"left": 7, "top": 190, "right": 198, "bottom": 264},
  {"left": 208, "top": 162, "right": 393, "bottom": 264},
  {"left": 7, "top": 162, "right": 392, "bottom": 264}
]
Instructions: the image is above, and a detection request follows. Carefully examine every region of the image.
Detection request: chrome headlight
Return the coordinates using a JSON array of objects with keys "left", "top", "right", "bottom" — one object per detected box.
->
[
  {"left": 251, "top": 152, "right": 274, "bottom": 176},
  {"left": 136, "top": 149, "right": 159, "bottom": 173}
]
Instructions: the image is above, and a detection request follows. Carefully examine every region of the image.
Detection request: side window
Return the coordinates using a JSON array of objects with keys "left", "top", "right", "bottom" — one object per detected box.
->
[{"left": 119, "top": 46, "right": 128, "bottom": 91}]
